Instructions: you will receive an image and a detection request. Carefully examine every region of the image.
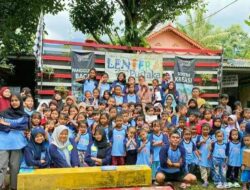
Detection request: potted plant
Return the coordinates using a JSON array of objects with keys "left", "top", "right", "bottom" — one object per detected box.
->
[
  {"left": 54, "top": 86, "right": 69, "bottom": 98},
  {"left": 201, "top": 74, "right": 213, "bottom": 85},
  {"left": 42, "top": 66, "right": 54, "bottom": 79}
]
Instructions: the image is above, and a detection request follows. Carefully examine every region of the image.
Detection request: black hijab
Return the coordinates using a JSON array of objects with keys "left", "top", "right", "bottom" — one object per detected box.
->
[
  {"left": 210, "top": 117, "right": 222, "bottom": 136},
  {"left": 0, "top": 93, "right": 27, "bottom": 119},
  {"left": 94, "top": 128, "right": 109, "bottom": 158}
]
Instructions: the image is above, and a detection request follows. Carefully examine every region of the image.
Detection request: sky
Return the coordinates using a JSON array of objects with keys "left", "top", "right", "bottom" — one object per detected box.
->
[{"left": 44, "top": 0, "right": 250, "bottom": 42}]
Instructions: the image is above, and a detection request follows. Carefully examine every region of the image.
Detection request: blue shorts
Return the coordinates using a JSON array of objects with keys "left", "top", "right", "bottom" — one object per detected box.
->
[{"left": 241, "top": 170, "right": 250, "bottom": 183}]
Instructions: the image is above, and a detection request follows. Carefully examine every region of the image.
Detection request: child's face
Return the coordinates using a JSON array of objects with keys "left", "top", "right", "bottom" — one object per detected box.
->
[
  {"left": 85, "top": 92, "right": 92, "bottom": 99},
  {"left": 228, "top": 118, "right": 235, "bottom": 125},
  {"left": 58, "top": 116, "right": 68, "bottom": 125},
  {"left": 59, "top": 130, "right": 68, "bottom": 143},
  {"left": 147, "top": 108, "right": 154, "bottom": 115},
  {"left": 114, "top": 87, "right": 122, "bottom": 95},
  {"left": 244, "top": 111, "right": 250, "bottom": 119},
  {"left": 122, "top": 113, "right": 129, "bottom": 123},
  {"left": 25, "top": 97, "right": 34, "bottom": 109},
  {"left": 98, "top": 104, "right": 106, "bottom": 111},
  {"left": 44, "top": 110, "right": 51, "bottom": 118},
  {"left": 87, "top": 107, "right": 94, "bottom": 116},
  {"left": 129, "top": 105, "right": 135, "bottom": 111},
  {"left": 102, "top": 75, "right": 108, "bottom": 83},
  {"left": 163, "top": 128, "right": 169, "bottom": 136},
  {"left": 69, "top": 108, "right": 78, "bottom": 117},
  {"left": 189, "top": 115, "right": 196, "bottom": 122},
  {"left": 231, "top": 130, "right": 239, "bottom": 141},
  {"left": 240, "top": 123, "right": 246, "bottom": 132},
  {"left": 118, "top": 73, "right": 124, "bottom": 81},
  {"left": 79, "top": 106, "right": 86, "bottom": 113},
  {"left": 94, "top": 132, "right": 103, "bottom": 141},
  {"left": 89, "top": 70, "right": 96, "bottom": 79},
  {"left": 221, "top": 98, "right": 228, "bottom": 105},
  {"left": 204, "top": 111, "right": 212, "bottom": 120},
  {"left": 191, "top": 127, "right": 197, "bottom": 135},
  {"left": 104, "top": 92, "right": 110, "bottom": 99},
  {"left": 109, "top": 109, "right": 117, "bottom": 119},
  {"left": 137, "top": 118, "right": 144, "bottom": 127},
  {"left": 93, "top": 90, "right": 99, "bottom": 98},
  {"left": 128, "top": 77, "right": 135, "bottom": 84},
  {"left": 216, "top": 132, "right": 224, "bottom": 142},
  {"left": 3, "top": 89, "right": 11, "bottom": 98},
  {"left": 223, "top": 115, "right": 228, "bottom": 123},
  {"left": 35, "top": 133, "right": 45, "bottom": 144},
  {"left": 128, "top": 128, "right": 136, "bottom": 138},
  {"left": 168, "top": 83, "right": 174, "bottom": 89},
  {"left": 152, "top": 80, "right": 158, "bottom": 87},
  {"left": 214, "top": 120, "right": 221, "bottom": 127},
  {"left": 122, "top": 104, "right": 128, "bottom": 111},
  {"left": 189, "top": 101, "right": 196, "bottom": 108},
  {"left": 166, "top": 96, "right": 173, "bottom": 104},
  {"left": 202, "top": 126, "right": 210, "bottom": 136},
  {"left": 77, "top": 114, "right": 86, "bottom": 122},
  {"left": 142, "top": 124, "right": 150, "bottom": 133},
  {"left": 46, "top": 122, "right": 55, "bottom": 130},
  {"left": 170, "top": 133, "right": 180, "bottom": 146},
  {"left": 179, "top": 121, "right": 185, "bottom": 128},
  {"left": 50, "top": 104, "right": 57, "bottom": 111},
  {"left": 107, "top": 98, "right": 115, "bottom": 106},
  {"left": 192, "top": 89, "right": 200, "bottom": 98},
  {"left": 183, "top": 131, "right": 191, "bottom": 140},
  {"left": 153, "top": 123, "right": 160, "bottom": 133},
  {"left": 54, "top": 94, "right": 62, "bottom": 101},
  {"left": 243, "top": 136, "right": 250, "bottom": 147},
  {"left": 100, "top": 115, "right": 108, "bottom": 125},
  {"left": 140, "top": 131, "right": 148, "bottom": 141},
  {"left": 32, "top": 116, "right": 41, "bottom": 126},
  {"left": 115, "top": 117, "right": 123, "bottom": 128},
  {"left": 51, "top": 111, "right": 59, "bottom": 120},
  {"left": 180, "top": 107, "right": 187, "bottom": 115},
  {"left": 79, "top": 125, "right": 87, "bottom": 134},
  {"left": 161, "top": 114, "right": 168, "bottom": 121},
  {"left": 128, "top": 86, "right": 135, "bottom": 93},
  {"left": 93, "top": 114, "right": 100, "bottom": 122},
  {"left": 66, "top": 98, "right": 74, "bottom": 105}
]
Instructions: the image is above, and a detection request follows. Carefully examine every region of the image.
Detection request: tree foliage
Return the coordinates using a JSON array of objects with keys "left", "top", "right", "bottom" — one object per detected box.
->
[
  {"left": 69, "top": 0, "right": 200, "bottom": 46},
  {"left": 0, "top": 0, "right": 65, "bottom": 58}
]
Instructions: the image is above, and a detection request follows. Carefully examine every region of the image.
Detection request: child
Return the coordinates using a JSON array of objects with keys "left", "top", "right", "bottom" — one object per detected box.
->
[
  {"left": 176, "top": 117, "right": 186, "bottom": 137},
  {"left": 76, "top": 68, "right": 98, "bottom": 95},
  {"left": 41, "top": 108, "right": 51, "bottom": 125},
  {"left": 109, "top": 107, "right": 117, "bottom": 127},
  {"left": 210, "top": 117, "right": 227, "bottom": 143},
  {"left": 122, "top": 111, "right": 131, "bottom": 130},
  {"left": 49, "top": 100, "right": 58, "bottom": 111},
  {"left": 98, "top": 73, "right": 111, "bottom": 97},
  {"left": 210, "top": 130, "right": 228, "bottom": 189},
  {"left": 243, "top": 108, "right": 250, "bottom": 123},
  {"left": 101, "top": 90, "right": 111, "bottom": 104},
  {"left": 111, "top": 114, "right": 126, "bottom": 165},
  {"left": 112, "top": 85, "right": 124, "bottom": 112},
  {"left": 181, "top": 129, "right": 198, "bottom": 174},
  {"left": 23, "top": 95, "right": 34, "bottom": 116},
  {"left": 136, "top": 128, "right": 152, "bottom": 166},
  {"left": 197, "top": 123, "right": 212, "bottom": 187},
  {"left": 225, "top": 115, "right": 240, "bottom": 140},
  {"left": 151, "top": 79, "right": 163, "bottom": 104},
  {"left": 76, "top": 112, "right": 86, "bottom": 123},
  {"left": 124, "top": 84, "right": 140, "bottom": 104},
  {"left": 23, "top": 127, "right": 50, "bottom": 168},
  {"left": 171, "top": 104, "right": 187, "bottom": 126},
  {"left": 44, "top": 119, "right": 55, "bottom": 142},
  {"left": 150, "top": 120, "right": 168, "bottom": 179},
  {"left": 124, "top": 127, "right": 137, "bottom": 165},
  {"left": 92, "top": 88, "right": 100, "bottom": 109},
  {"left": 97, "top": 113, "right": 112, "bottom": 143},
  {"left": 187, "top": 112, "right": 201, "bottom": 134},
  {"left": 50, "top": 110, "right": 59, "bottom": 124},
  {"left": 30, "top": 111, "right": 42, "bottom": 128},
  {"left": 111, "top": 72, "right": 126, "bottom": 94},
  {"left": 145, "top": 104, "right": 157, "bottom": 125},
  {"left": 199, "top": 109, "right": 213, "bottom": 128},
  {"left": 75, "top": 121, "right": 92, "bottom": 166},
  {"left": 82, "top": 91, "right": 94, "bottom": 106},
  {"left": 241, "top": 134, "right": 250, "bottom": 190},
  {"left": 160, "top": 111, "right": 171, "bottom": 130},
  {"left": 226, "top": 129, "right": 241, "bottom": 188},
  {"left": 164, "top": 94, "right": 177, "bottom": 117},
  {"left": 219, "top": 94, "right": 232, "bottom": 114},
  {"left": 161, "top": 72, "right": 171, "bottom": 92},
  {"left": 164, "top": 81, "right": 179, "bottom": 104}
]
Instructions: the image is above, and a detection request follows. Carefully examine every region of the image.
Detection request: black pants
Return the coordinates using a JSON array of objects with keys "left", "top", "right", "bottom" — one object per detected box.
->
[
  {"left": 125, "top": 150, "right": 137, "bottom": 165},
  {"left": 226, "top": 165, "right": 240, "bottom": 182}
]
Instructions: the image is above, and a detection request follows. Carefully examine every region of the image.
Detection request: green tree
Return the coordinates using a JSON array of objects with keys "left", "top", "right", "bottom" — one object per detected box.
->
[
  {"left": 0, "top": 0, "right": 65, "bottom": 59},
  {"left": 177, "top": 7, "right": 228, "bottom": 50},
  {"left": 69, "top": 0, "right": 200, "bottom": 46}
]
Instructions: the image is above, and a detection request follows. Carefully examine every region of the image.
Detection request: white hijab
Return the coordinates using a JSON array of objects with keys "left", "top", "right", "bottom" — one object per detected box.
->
[{"left": 52, "top": 125, "right": 71, "bottom": 166}]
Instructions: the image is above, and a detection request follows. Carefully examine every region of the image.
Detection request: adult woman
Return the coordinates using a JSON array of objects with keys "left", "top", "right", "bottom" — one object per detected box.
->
[
  {"left": 164, "top": 81, "right": 179, "bottom": 105},
  {"left": 49, "top": 125, "right": 79, "bottom": 168},
  {"left": 85, "top": 128, "right": 111, "bottom": 166},
  {"left": 0, "top": 94, "right": 29, "bottom": 190}
]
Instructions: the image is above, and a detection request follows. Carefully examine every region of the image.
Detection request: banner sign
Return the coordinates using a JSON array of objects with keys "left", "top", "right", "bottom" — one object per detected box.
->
[
  {"left": 222, "top": 75, "right": 238, "bottom": 88},
  {"left": 71, "top": 51, "right": 95, "bottom": 102},
  {"left": 174, "top": 57, "right": 195, "bottom": 103},
  {"left": 105, "top": 52, "right": 163, "bottom": 83}
]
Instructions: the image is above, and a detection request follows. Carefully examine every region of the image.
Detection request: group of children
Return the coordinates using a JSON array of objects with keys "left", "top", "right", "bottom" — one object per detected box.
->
[{"left": 0, "top": 69, "right": 250, "bottom": 189}]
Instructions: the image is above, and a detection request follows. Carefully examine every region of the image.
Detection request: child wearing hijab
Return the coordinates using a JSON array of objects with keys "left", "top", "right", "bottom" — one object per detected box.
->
[
  {"left": 23, "top": 127, "right": 50, "bottom": 168},
  {"left": 49, "top": 125, "right": 79, "bottom": 168},
  {"left": 225, "top": 115, "right": 240, "bottom": 141},
  {"left": 0, "top": 86, "right": 11, "bottom": 112},
  {"left": 85, "top": 128, "right": 111, "bottom": 166},
  {"left": 0, "top": 94, "right": 29, "bottom": 189}
]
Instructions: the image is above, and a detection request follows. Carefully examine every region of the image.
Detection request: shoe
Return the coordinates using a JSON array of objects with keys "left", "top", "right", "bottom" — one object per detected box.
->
[
  {"left": 202, "top": 182, "right": 209, "bottom": 188},
  {"left": 228, "top": 182, "right": 233, "bottom": 188},
  {"left": 216, "top": 182, "right": 224, "bottom": 189},
  {"left": 223, "top": 183, "right": 230, "bottom": 189},
  {"left": 233, "top": 182, "right": 241, "bottom": 188}
]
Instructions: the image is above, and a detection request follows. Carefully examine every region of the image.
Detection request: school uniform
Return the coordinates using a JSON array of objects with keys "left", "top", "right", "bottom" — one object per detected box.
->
[
  {"left": 110, "top": 128, "right": 126, "bottom": 165},
  {"left": 180, "top": 140, "right": 197, "bottom": 173},
  {"left": 226, "top": 141, "right": 242, "bottom": 183},
  {"left": 124, "top": 138, "right": 137, "bottom": 165},
  {"left": 124, "top": 94, "right": 140, "bottom": 104},
  {"left": 99, "top": 82, "right": 111, "bottom": 97},
  {"left": 150, "top": 133, "right": 168, "bottom": 179},
  {"left": 111, "top": 80, "right": 126, "bottom": 93},
  {"left": 240, "top": 146, "right": 250, "bottom": 183},
  {"left": 113, "top": 95, "right": 124, "bottom": 112},
  {"left": 82, "top": 79, "right": 98, "bottom": 95},
  {"left": 77, "top": 132, "right": 92, "bottom": 166},
  {"left": 211, "top": 141, "right": 227, "bottom": 184},
  {"left": 136, "top": 140, "right": 151, "bottom": 166}
]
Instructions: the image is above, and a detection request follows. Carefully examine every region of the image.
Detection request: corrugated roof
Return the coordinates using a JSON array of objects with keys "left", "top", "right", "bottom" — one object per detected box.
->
[{"left": 223, "top": 59, "right": 250, "bottom": 68}]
